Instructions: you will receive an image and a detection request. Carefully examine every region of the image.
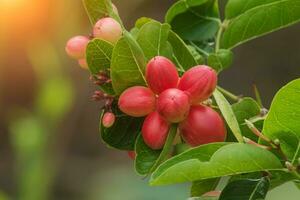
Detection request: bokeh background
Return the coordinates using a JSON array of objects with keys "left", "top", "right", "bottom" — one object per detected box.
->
[{"left": 0, "top": 0, "right": 300, "bottom": 199}]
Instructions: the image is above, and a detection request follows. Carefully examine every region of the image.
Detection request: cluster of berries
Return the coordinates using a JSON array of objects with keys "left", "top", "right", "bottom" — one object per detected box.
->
[
  {"left": 118, "top": 56, "right": 227, "bottom": 150},
  {"left": 65, "top": 5, "right": 122, "bottom": 69}
]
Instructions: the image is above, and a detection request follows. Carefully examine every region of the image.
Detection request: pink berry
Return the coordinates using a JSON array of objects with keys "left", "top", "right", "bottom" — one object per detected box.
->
[
  {"left": 78, "top": 58, "right": 88, "bottom": 69},
  {"left": 146, "top": 56, "right": 179, "bottom": 94},
  {"left": 142, "top": 112, "right": 170, "bottom": 150},
  {"left": 65, "top": 36, "right": 89, "bottom": 59},
  {"left": 157, "top": 88, "right": 190, "bottom": 123},
  {"left": 102, "top": 112, "right": 116, "bottom": 128},
  {"left": 178, "top": 65, "right": 217, "bottom": 104},
  {"left": 127, "top": 151, "right": 136, "bottom": 160},
  {"left": 118, "top": 86, "right": 156, "bottom": 117},
  {"left": 93, "top": 17, "right": 122, "bottom": 44},
  {"left": 179, "top": 105, "right": 226, "bottom": 147}
]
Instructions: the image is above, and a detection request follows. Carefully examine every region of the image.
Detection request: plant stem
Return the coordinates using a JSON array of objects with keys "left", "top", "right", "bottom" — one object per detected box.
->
[
  {"left": 215, "top": 21, "right": 225, "bottom": 52},
  {"left": 253, "top": 84, "right": 264, "bottom": 108},
  {"left": 217, "top": 86, "right": 241, "bottom": 102},
  {"left": 189, "top": 41, "right": 210, "bottom": 57},
  {"left": 150, "top": 124, "right": 178, "bottom": 173}
]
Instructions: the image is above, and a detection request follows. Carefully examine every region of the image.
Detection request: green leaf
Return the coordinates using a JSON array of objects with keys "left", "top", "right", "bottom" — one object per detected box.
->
[
  {"left": 100, "top": 107, "right": 144, "bottom": 151},
  {"left": 110, "top": 32, "right": 147, "bottom": 95},
  {"left": 168, "top": 31, "right": 198, "bottom": 71},
  {"left": 262, "top": 79, "right": 300, "bottom": 163},
  {"left": 82, "top": 0, "right": 113, "bottom": 24},
  {"left": 229, "top": 98, "right": 262, "bottom": 141},
  {"left": 135, "top": 17, "right": 153, "bottom": 29},
  {"left": 225, "top": 0, "right": 277, "bottom": 19},
  {"left": 219, "top": 177, "right": 270, "bottom": 200},
  {"left": 165, "top": 0, "right": 220, "bottom": 42},
  {"left": 187, "top": 45, "right": 205, "bottom": 65},
  {"left": 136, "top": 21, "right": 172, "bottom": 60},
  {"left": 86, "top": 39, "right": 114, "bottom": 74},
  {"left": 207, "top": 49, "right": 233, "bottom": 72},
  {"left": 213, "top": 89, "right": 243, "bottom": 143},
  {"left": 191, "top": 179, "right": 219, "bottom": 197},
  {"left": 86, "top": 38, "right": 115, "bottom": 94},
  {"left": 135, "top": 124, "right": 178, "bottom": 175},
  {"left": 150, "top": 143, "right": 283, "bottom": 186},
  {"left": 222, "top": 0, "right": 300, "bottom": 49},
  {"left": 135, "top": 135, "right": 161, "bottom": 175}
]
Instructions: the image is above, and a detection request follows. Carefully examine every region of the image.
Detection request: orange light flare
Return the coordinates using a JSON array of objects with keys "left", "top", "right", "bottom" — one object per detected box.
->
[{"left": 0, "top": 0, "right": 51, "bottom": 42}]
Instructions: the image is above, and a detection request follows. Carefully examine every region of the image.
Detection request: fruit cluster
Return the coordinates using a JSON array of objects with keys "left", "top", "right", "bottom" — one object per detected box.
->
[
  {"left": 118, "top": 56, "right": 227, "bottom": 150},
  {"left": 65, "top": 4, "right": 121, "bottom": 69},
  {"left": 65, "top": 4, "right": 226, "bottom": 154}
]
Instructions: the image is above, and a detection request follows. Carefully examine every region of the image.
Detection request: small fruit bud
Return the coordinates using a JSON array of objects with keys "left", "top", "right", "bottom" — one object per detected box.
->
[
  {"left": 142, "top": 112, "right": 170, "bottom": 150},
  {"left": 127, "top": 151, "right": 136, "bottom": 160},
  {"left": 78, "top": 58, "right": 88, "bottom": 69},
  {"left": 179, "top": 105, "right": 226, "bottom": 147},
  {"left": 65, "top": 36, "right": 89, "bottom": 59},
  {"left": 102, "top": 112, "right": 116, "bottom": 128},
  {"left": 146, "top": 56, "right": 179, "bottom": 94},
  {"left": 157, "top": 88, "right": 190, "bottom": 123},
  {"left": 93, "top": 17, "right": 122, "bottom": 44},
  {"left": 118, "top": 86, "right": 156, "bottom": 117},
  {"left": 178, "top": 65, "right": 217, "bottom": 104}
]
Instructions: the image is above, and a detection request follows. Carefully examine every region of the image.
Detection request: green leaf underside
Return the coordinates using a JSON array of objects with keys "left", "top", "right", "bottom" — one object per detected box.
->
[
  {"left": 219, "top": 177, "right": 270, "bottom": 200},
  {"left": 168, "top": 31, "right": 198, "bottom": 71},
  {"left": 229, "top": 98, "right": 261, "bottom": 141},
  {"left": 136, "top": 21, "right": 172, "bottom": 60},
  {"left": 135, "top": 124, "right": 178, "bottom": 175},
  {"left": 165, "top": 0, "right": 220, "bottom": 42},
  {"left": 111, "top": 32, "right": 147, "bottom": 95},
  {"left": 213, "top": 89, "right": 243, "bottom": 143},
  {"left": 150, "top": 143, "right": 283, "bottom": 186},
  {"left": 82, "top": 0, "right": 112, "bottom": 25},
  {"left": 262, "top": 79, "right": 300, "bottom": 163},
  {"left": 191, "top": 178, "right": 219, "bottom": 197},
  {"left": 87, "top": 39, "right": 114, "bottom": 74},
  {"left": 100, "top": 109, "right": 144, "bottom": 150},
  {"left": 222, "top": 0, "right": 300, "bottom": 49}
]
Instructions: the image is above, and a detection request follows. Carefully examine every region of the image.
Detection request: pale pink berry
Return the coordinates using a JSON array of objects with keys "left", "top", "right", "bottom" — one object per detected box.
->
[
  {"left": 65, "top": 36, "right": 89, "bottom": 59},
  {"left": 93, "top": 17, "right": 122, "bottom": 44}
]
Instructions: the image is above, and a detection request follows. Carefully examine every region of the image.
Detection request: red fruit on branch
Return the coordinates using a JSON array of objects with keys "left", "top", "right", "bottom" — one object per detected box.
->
[
  {"left": 146, "top": 56, "right": 179, "bottom": 94},
  {"left": 142, "top": 112, "right": 170, "bottom": 150},
  {"left": 102, "top": 112, "right": 116, "bottom": 128},
  {"left": 179, "top": 105, "right": 226, "bottom": 147},
  {"left": 157, "top": 88, "right": 190, "bottom": 123},
  {"left": 127, "top": 151, "right": 136, "bottom": 160},
  {"left": 118, "top": 86, "right": 156, "bottom": 117},
  {"left": 178, "top": 65, "right": 217, "bottom": 104},
  {"left": 65, "top": 36, "right": 89, "bottom": 59},
  {"left": 93, "top": 17, "right": 122, "bottom": 44}
]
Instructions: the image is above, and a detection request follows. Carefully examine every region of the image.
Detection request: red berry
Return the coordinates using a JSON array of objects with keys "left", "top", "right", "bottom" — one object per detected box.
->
[
  {"left": 127, "top": 151, "right": 136, "bottom": 160},
  {"left": 142, "top": 112, "right": 170, "bottom": 150},
  {"left": 93, "top": 17, "right": 122, "bottom": 44},
  {"left": 178, "top": 65, "right": 217, "bottom": 104},
  {"left": 157, "top": 88, "right": 190, "bottom": 123},
  {"left": 78, "top": 58, "right": 88, "bottom": 69},
  {"left": 179, "top": 105, "right": 226, "bottom": 147},
  {"left": 118, "top": 86, "right": 156, "bottom": 117},
  {"left": 146, "top": 56, "right": 179, "bottom": 94},
  {"left": 102, "top": 112, "right": 116, "bottom": 128},
  {"left": 65, "top": 36, "right": 89, "bottom": 59}
]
